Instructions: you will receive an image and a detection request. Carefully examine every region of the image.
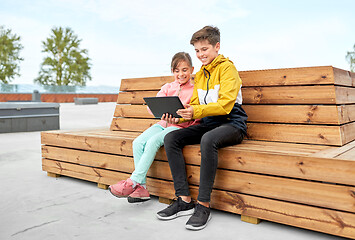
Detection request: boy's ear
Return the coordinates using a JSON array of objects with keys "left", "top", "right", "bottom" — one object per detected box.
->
[{"left": 215, "top": 42, "right": 220, "bottom": 51}]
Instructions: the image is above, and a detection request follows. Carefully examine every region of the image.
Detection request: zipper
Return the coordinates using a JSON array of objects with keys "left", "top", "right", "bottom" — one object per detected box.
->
[{"left": 203, "top": 68, "right": 211, "bottom": 104}]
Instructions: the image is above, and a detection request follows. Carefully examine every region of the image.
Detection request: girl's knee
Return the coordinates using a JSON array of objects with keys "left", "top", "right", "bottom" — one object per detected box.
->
[{"left": 133, "top": 137, "right": 145, "bottom": 150}]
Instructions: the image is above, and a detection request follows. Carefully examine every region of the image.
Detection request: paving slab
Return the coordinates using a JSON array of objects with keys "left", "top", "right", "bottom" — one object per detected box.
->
[{"left": 0, "top": 103, "right": 344, "bottom": 240}]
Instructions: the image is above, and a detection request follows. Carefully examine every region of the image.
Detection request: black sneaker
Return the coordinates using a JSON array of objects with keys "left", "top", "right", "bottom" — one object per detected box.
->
[
  {"left": 156, "top": 197, "right": 195, "bottom": 220},
  {"left": 185, "top": 203, "right": 211, "bottom": 230}
]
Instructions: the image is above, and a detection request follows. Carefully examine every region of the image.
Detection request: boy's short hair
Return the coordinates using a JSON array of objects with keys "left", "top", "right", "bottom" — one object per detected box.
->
[
  {"left": 171, "top": 52, "right": 193, "bottom": 71},
  {"left": 190, "top": 26, "right": 220, "bottom": 46}
]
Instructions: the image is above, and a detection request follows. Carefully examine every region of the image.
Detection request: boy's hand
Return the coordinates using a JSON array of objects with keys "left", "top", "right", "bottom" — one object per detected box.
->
[
  {"left": 161, "top": 113, "right": 179, "bottom": 124},
  {"left": 177, "top": 104, "right": 194, "bottom": 120}
]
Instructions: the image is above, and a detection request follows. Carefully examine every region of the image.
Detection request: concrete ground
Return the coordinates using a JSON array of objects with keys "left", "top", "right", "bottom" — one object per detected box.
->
[{"left": 0, "top": 102, "right": 345, "bottom": 240}]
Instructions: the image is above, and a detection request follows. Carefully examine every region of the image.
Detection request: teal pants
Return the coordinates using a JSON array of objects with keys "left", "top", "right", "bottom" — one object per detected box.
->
[{"left": 130, "top": 124, "right": 179, "bottom": 184}]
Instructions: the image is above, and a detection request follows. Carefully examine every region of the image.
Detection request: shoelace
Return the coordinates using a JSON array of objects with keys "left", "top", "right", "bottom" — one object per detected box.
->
[
  {"left": 193, "top": 204, "right": 208, "bottom": 218},
  {"left": 166, "top": 198, "right": 179, "bottom": 209}
]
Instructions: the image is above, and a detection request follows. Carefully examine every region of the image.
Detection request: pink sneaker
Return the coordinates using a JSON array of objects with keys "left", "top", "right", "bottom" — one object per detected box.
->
[
  {"left": 109, "top": 178, "right": 136, "bottom": 198},
  {"left": 127, "top": 185, "right": 150, "bottom": 203}
]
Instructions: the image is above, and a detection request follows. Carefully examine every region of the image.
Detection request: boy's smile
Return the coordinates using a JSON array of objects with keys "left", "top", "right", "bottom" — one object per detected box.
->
[{"left": 194, "top": 40, "right": 220, "bottom": 66}]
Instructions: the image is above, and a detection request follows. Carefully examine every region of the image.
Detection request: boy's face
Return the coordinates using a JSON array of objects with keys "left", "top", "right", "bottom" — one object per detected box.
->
[{"left": 193, "top": 40, "right": 220, "bottom": 66}]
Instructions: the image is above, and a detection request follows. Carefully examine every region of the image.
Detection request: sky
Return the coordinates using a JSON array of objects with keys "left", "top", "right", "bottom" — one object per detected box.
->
[{"left": 1, "top": 0, "right": 354, "bottom": 87}]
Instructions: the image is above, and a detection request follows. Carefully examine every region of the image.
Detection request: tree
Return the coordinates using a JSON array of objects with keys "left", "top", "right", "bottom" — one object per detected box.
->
[
  {"left": 0, "top": 25, "right": 24, "bottom": 84},
  {"left": 35, "top": 27, "right": 91, "bottom": 86},
  {"left": 346, "top": 44, "right": 355, "bottom": 72}
]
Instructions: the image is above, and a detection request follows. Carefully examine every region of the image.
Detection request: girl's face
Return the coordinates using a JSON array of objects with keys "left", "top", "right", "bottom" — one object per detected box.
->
[{"left": 172, "top": 61, "right": 194, "bottom": 85}]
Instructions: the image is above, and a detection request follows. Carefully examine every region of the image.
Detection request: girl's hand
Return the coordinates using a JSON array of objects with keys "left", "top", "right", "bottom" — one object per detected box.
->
[
  {"left": 161, "top": 113, "right": 179, "bottom": 124},
  {"left": 176, "top": 104, "right": 194, "bottom": 120}
]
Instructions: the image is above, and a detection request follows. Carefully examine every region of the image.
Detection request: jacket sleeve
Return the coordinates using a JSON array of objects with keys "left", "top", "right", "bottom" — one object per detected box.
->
[{"left": 192, "top": 64, "right": 242, "bottom": 119}]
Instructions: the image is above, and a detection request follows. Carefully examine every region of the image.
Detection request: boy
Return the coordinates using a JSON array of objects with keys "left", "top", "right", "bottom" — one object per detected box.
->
[{"left": 156, "top": 26, "right": 248, "bottom": 230}]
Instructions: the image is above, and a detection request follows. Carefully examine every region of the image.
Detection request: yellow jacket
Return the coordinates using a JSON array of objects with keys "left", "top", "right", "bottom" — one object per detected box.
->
[
  {"left": 179, "top": 54, "right": 247, "bottom": 133},
  {"left": 191, "top": 54, "right": 242, "bottom": 118}
]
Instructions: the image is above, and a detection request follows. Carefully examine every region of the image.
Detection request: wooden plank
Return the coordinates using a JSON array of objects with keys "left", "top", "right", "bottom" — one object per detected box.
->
[
  {"left": 335, "top": 86, "right": 355, "bottom": 104},
  {"left": 333, "top": 67, "right": 353, "bottom": 87},
  {"left": 342, "top": 122, "right": 355, "bottom": 146},
  {"left": 47, "top": 172, "right": 60, "bottom": 178},
  {"left": 118, "top": 85, "right": 350, "bottom": 105},
  {"left": 241, "top": 215, "right": 261, "bottom": 224},
  {"left": 117, "top": 91, "right": 156, "bottom": 104},
  {"left": 42, "top": 154, "right": 355, "bottom": 213},
  {"left": 247, "top": 122, "right": 343, "bottom": 146},
  {"left": 110, "top": 118, "right": 158, "bottom": 132},
  {"left": 242, "top": 85, "right": 337, "bottom": 104},
  {"left": 114, "top": 104, "right": 355, "bottom": 125},
  {"left": 245, "top": 105, "right": 341, "bottom": 124},
  {"left": 41, "top": 131, "right": 355, "bottom": 185},
  {"left": 158, "top": 197, "right": 172, "bottom": 205},
  {"left": 338, "top": 105, "right": 355, "bottom": 125},
  {"left": 114, "top": 105, "right": 153, "bottom": 118},
  {"left": 337, "top": 147, "right": 355, "bottom": 160},
  {"left": 41, "top": 131, "right": 136, "bottom": 156},
  {"left": 42, "top": 160, "right": 355, "bottom": 239},
  {"left": 110, "top": 118, "right": 344, "bottom": 146},
  {"left": 97, "top": 183, "right": 108, "bottom": 189},
  {"left": 120, "top": 66, "right": 352, "bottom": 89},
  {"left": 309, "top": 140, "right": 355, "bottom": 159},
  {"left": 120, "top": 76, "right": 174, "bottom": 91},
  {"left": 42, "top": 145, "right": 135, "bottom": 172},
  {"left": 239, "top": 66, "right": 336, "bottom": 86}
]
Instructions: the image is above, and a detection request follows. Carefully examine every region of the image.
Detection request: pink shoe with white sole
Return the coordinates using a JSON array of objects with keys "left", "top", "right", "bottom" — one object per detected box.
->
[
  {"left": 127, "top": 184, "right": 150, "bottom": 203},
  {"left": 109, "top": 178, "right": 136, "bottom": 198}
]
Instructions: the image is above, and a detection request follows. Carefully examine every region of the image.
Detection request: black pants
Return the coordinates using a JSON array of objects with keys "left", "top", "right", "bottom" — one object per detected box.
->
[{"left": 164, "top": 123, "right": 244, "bottom": 202}]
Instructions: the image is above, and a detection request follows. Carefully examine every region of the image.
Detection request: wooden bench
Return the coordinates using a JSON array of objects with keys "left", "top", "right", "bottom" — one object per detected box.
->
[{"left": 41, "top": 66, "right": 355, "bottom": 239}]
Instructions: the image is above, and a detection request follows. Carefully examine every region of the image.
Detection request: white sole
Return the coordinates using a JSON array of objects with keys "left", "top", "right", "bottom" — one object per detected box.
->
[
  {"left": 156, "top": 208, "right": 194, "bottom": 220},
  {"left": 185, "top": 213, "right": 212, "bottom": 231}
]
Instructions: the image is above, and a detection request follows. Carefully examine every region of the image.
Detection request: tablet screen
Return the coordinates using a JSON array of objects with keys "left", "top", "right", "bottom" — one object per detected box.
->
[{"left": 143, "top": 96, "right": 184, "bottom": 118}]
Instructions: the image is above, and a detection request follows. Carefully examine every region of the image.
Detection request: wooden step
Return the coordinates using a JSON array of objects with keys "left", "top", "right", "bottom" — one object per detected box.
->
[
  {"left": 119, "top": 66, "right": 353, "bottom": 91},
  {"left": 117, "top": 85, "right": 355, "bottom": 105},
  {"left": 41, "top": 130, "right": 355, "bottom": 185},
  {"left": 110, "top": 118, "right": 355, "bottom": 146},
  {"left": 42, "top": 159, "right": 355, "bottom": 239},
  {"left": 113, "top": 104, "right": 355, "bottom": 125},
  {"left": 42, "top": 149, "right": 355, "bottom": 213}
]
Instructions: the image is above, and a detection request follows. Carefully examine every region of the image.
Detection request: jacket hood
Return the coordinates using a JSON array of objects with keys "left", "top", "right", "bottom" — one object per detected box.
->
[{"left": 202, "top": 54, "right": 233, "bottom": 72}]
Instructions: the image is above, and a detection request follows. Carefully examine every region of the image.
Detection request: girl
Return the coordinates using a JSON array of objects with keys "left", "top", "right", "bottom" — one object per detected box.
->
[{"left": 109, "top": 52, "right": 199, "bottom": 203}]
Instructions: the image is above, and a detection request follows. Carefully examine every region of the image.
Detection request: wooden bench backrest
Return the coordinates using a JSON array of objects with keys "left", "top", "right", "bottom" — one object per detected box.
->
[{"left": 111, "top": 66, "right": 355, "bottom": 146}]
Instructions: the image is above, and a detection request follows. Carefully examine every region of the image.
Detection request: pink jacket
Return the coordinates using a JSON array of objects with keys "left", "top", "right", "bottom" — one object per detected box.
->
[{"left": 148, "top": 79, "right": 200, "bottom": 128}]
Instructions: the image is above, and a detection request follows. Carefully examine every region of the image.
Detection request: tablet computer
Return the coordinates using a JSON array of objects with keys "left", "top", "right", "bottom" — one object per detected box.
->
[{"left": 143, "top": 96, "right": 185, "bottom": 118}]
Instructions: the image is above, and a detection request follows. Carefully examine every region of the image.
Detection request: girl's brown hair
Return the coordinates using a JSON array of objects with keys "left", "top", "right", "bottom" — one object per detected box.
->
[{"left": 171, "top": 52, "right": 193, "bottom": 71}]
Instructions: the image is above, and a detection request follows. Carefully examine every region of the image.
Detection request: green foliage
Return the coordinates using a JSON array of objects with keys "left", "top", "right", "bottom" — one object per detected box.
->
[
  {"left": 0, "top": 26, "right": 24, "bottom": 84},
  {"left": 346, "top": 44, "right": 355, "bottom": 72},
  {"left": 35, "top": 27, "right": 91, "bottom": 86}
]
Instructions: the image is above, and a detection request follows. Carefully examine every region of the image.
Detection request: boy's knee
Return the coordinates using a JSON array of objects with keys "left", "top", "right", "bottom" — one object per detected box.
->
[
  {"left": 200, "top": 132, "right": 215, "bottom": 147},
  {"left": 163, "top": 131, "right": 175, "bottom": 146}
]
